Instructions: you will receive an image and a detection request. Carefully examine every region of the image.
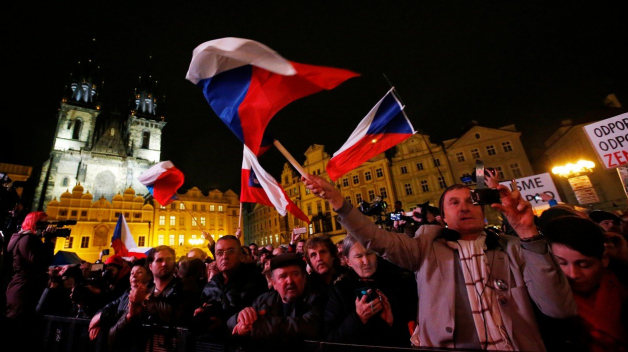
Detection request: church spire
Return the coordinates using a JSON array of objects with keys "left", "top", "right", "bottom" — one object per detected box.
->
[
  {"left": 62, "top": 58, "right": 101, "bottom": 109},
  {"left": 131, "top": 56, "right": 164, "bottom": 121}
]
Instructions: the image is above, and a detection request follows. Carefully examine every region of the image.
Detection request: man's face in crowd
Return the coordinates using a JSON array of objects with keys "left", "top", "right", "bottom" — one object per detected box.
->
[
  {"left": 249, "top": 244, "right": 258, "bottom": 256},
  {"left": 598, "top": 219, "right": 620, "bottom": 233},
  {"left": 307, "top": 244, "right": 334, "bottom": 276},
  {"left": 551, "top": 243, "right": 608, "bottom": 295},
  {"left": 442, "top": 188, "right": 484, "bottom": 235},
  {"left": 296, "top": 241, "right": 305, "bottom": 254},
  {"left": 272, "top": 265, "right": 306, "bottom": 303},
  {"left": 150, "top": 249, "right": 176, "bottom": 280},
  {"left": 216, "top": 238, "right": 242, "bottom": 272}
]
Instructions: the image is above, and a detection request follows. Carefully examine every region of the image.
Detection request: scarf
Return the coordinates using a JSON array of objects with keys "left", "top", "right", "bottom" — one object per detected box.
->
[{"left": 447, "top": 235, "right": 513, "bottom": 351}]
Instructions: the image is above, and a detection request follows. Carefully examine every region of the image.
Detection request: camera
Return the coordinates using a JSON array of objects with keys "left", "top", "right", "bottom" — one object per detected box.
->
[
  {"left": 36, "top": 220, "right": 77, "bottom": 238},
  {"left": 389, "top": 213, "right": 401, "bottom": 221},
  {"left": 470, "top": 188, "right": 502, "bottom": 205},
  {"left": 470, "top": 167, "right": 497, "bottom": 183}
]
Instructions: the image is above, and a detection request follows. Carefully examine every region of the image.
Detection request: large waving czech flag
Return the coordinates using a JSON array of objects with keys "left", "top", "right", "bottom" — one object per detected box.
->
[
  {"left": 326, "top": 88, "right": 416, "bottom": 181},
  {"left": 241, "top": 145, "right": 309, "bottom": 223},
  {"left": 186, "top": 37, "right": 359, "bottom": 155}
]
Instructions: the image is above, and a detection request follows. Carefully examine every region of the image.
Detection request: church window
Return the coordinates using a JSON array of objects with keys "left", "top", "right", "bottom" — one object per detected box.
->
[
  {"left": 80, "top": 236, "right": 89, "bottom": 248},
  {"left": 62, "top": 177, "right": 69, "bottom": 187},
  {"left": 72, "top": 120, "right": 82, "bottom": 140},
  {"left": 67, "top": 121, "right": 72, "bottom": 129},
  {"left": 142, "top": 131, "right": 150, "bottom": 149}
]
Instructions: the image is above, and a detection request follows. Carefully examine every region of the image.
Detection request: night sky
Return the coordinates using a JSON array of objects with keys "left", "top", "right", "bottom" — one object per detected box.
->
[{"left": 3, "top": 1, "right": 627, "bottom": 207}]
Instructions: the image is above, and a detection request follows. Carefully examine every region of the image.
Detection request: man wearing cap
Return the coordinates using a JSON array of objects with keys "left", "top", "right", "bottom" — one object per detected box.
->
[
  {"left": 589, "top": 210, "right": 622, "bottom": 234},
  {"left": 194, "top": 235, "right": 267, "bottom": 339},
  {"left": 228, "top": 253, "right": 325, "bottom": 345}
]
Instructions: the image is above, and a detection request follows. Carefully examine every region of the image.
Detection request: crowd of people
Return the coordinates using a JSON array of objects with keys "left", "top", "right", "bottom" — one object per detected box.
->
[{"left": 1, "top": 172, "right": 627, "bottom": 352}]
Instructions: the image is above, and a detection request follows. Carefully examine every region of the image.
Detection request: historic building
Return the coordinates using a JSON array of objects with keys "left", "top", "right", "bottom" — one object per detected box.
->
[
  {"left": 390, "top": 134, "right": 455, "bottom": 211},
  {"left": 33, "top": 63, "right": 165, "bottom": 211},
  {"left": 443, "top": 124, "right": 534, "bottom": 185},
  {"left": 45, "top": 184, "right": 240, "bottom": 261}
]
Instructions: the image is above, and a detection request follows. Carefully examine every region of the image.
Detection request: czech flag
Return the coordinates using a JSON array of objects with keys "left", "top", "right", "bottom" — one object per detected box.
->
[
  {"left": 326, "top": 88, "right": 416, "bottom": 181},
  {"left": 186, "top": 37, "right": 359, "bottom": 155},
  {"left": 241, "top": 145, "right": 309, "bottom": 223},
  {"left": 111, "top": 213, "right": 138, "bottom": 257},
  {"left": 138, "top": 161, "right": 184, "bottom": 206}
]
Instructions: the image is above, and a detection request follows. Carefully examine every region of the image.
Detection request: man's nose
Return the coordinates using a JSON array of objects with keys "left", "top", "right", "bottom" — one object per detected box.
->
[{"left": 564, "top": 264, "right": 580, "bottom": 279}]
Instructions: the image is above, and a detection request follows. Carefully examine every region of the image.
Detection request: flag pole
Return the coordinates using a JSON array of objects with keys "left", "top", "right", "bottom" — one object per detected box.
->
[
  {"left": 181, "top": 201, "right": 204, "bottom": 232},
  {"left": 238, "top": 202, "right": 243, "bottom": 229},
  {"left": 274, "top": 140, "right": 306, "bottom": 176}
]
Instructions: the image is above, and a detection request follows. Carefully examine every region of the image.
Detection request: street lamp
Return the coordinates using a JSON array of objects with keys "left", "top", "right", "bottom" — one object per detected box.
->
[{"left": 552, "top": 159, "right": 599, "bottom": 205}]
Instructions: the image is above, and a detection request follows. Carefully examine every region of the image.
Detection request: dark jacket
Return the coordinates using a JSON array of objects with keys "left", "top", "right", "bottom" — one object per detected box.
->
[
  {"left": 5, "top": 232, "right": 55, "bottom": 321},
  {"left": 324, "top": 259, "right": 416, "bottom": 347},
  {"left": 197, "top": 262, "right": 268, "bottom": 337},
  {"left": 227, "top": 287, "right": 325, "bottom": 346}
]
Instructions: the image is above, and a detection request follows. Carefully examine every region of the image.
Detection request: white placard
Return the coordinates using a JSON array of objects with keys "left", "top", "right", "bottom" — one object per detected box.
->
[
  {"left": 499, "top": 173, "right": 561, "bottom": 208},
  {"left": 583, "top": 112, "right": 628, "bottom": 169}
]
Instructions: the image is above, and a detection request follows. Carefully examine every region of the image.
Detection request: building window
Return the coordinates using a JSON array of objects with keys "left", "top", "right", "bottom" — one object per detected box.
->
[
  {"left": 433, "top": 158, "right": 441, "bottom": 167},
  {"left": 71, "top": 210, "right": 78, "bottom": 217},
  {"left": 179, "top": 203, "right": 185, "bottom": 210},
  {"left": 179, "top": 235, "right": 185, "bottom": 246},
  {"left": 416, "top": 162, "right": 424, "bottom": 171},
  {"left": 307, "top": 205, "right": 312, "bottom": 215},
  {"left": 421, "top": 180, "right": 430, "bottom": 192},
  {"left": 352, "top": 175, "right": 359, "bottom": 185},
  {"left": 192, "top": 204, "right": 197, "bottom": 211},
  {"left": 218, "top": 205, "right": 223, "bottom": 212},
  {"left": 400, "top": 166, "right": 408, "bottom": 174},
  {"left": 200, "top": 217, "right": 206, "bottom": 226},
  {"left": 125, "top": 212, "right": 130, "bottom": 219},
  {"left": 355, "top": 193, "right": 363, "bottom": 204},
  {"left": 404, "top": 183, "right": 413, "bottom": 195},
  {"left": 510, "top": 163, "right": 523, "bottom": 178},
  {"left": 169, "top": 234, "right": 175, "bottom": 246},
  {"left": 159, "top": 215, "right": 165, "bottom": 226},
  {"left": 158, "top": 234, "right": 164, "bottom": 245},
  {"left": 376, "top": 168, "right": 383, "bottom": 178},
  {"left": 209, "top": 205, "right": 214, "bottom": 211},
  {"left": 138, "top": 236, "right": 145, "bottom": 247},
  {"left": 305, "top": 188, "right": 311, "bottom": 195},
  {"left": 179, "top": 216, "right": 186, "bottom": 226},
  {"left": 64, "top": 236, "right": 74, "bottom": 249},
  {"left": 170, "top": 216, "right": 176, "bottom": 226},
  {"left": 201, "top": 205, "right": 206, "bottom": 211},
  {"left": 317, "top": 201, "right": 322, "bottom": 213},
  {"left": 171, "top": 203, "right": 176, "bottom": 210},
  {"left": 438, "top": 176, "right": 447, "bottom": 189},
  {"left": 345, "top": 196, "right": 352, "bottom": 205},
  {"left": 72, "top": 120, "right": 82, "bottom": 140},
  {"left": 341, "top": 178, "right": 348, "bottom": 187},
  {"left": 80, "top": 236, "right": 89, "bottom": 248},
  {"left": 62, "top": 177, "right": 69, "bottom": 187},
  {"left": 368, "top": 190, "right": 375, "bottom": 201},
  {"left": 364, "top": 171, "right": 372, "bottom": 181},
  {"left": 486, "top": 145, "right": 496, "bottom": 156},
  {"left": 379, "top": 187, "right": 388, "bottom": 199},
  {"left": 59, "top": 210, "right": 67, "bottom": 216},
  {"left": 456, "top": 152, "right": 465, "bottom": 162},
  {"left": 134, "top": 212, "right": 141, "bottom": 218},
  {"left": 142, "top": 131, "right": 150, "bottom": 149},
  {"left": 502, "top": 141, "right": 513, "bottom": 152},
  {"left": 496, "top": 167, "right": 505, "bottom": 179},
  {"left": 471, "top": 149, "right": 480, "bottom": 159}
]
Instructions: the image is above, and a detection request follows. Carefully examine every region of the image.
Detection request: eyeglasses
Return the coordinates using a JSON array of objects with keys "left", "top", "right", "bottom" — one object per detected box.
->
[{"left": 215, "top": 248, "right": 238, "bottom": 257}]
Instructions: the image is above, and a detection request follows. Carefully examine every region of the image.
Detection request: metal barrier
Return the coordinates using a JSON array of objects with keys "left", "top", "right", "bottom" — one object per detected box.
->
[{"left": 38, "top": 315, "right": 493, "bottom": 352}]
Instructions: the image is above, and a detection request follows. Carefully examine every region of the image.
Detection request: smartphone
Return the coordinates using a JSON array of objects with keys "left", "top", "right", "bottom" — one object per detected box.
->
[
  {"left": 354, "top": 287, "right": 378, "bottom": 302},
  {"left": 294, "top": 227, "right": 307, "bottom": 234},
  {"left": 470, "top": 188, "right": 501, "bottom": 205},
  {"left": 389, "top": 213, "right": 401, "bottom": 221},
  {"left": 91, "top": 263, "right": 104, "bottom": 272},
  {"left": 534, "top": 194, "right": 543, "bottom": 201},
  {"left": 101, "top": 249, "right": 110, "bottom": 256}
]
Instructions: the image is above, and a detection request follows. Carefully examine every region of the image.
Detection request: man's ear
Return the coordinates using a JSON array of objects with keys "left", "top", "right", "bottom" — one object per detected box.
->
[{"left": 601, "top": 250, "right": 610, "bottom": 268}]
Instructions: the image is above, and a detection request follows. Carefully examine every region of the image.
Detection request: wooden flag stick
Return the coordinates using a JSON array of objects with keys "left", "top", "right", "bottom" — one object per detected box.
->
[
  {"left": 238, "top": 202, "right": 243, "bottom": 229},
  {"left": 181, "top": 201, "right": 204, "bottom": 232},
  {"left": 274, "top": 140, "right": 306, "bottom": 176}
]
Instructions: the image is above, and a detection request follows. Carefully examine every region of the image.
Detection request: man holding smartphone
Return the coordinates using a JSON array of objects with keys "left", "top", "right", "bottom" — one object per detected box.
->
[{"left": 302, "top": 174, "right": 576, "bottom": 351}]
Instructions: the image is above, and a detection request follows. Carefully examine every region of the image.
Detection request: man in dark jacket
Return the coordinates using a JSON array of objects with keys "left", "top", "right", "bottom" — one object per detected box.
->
[
  {"left": 229, "top": 253, "right": 325, "bottom": 347},
  {"left": 194, "top": 235, "right": 268, "bottom": 339}
]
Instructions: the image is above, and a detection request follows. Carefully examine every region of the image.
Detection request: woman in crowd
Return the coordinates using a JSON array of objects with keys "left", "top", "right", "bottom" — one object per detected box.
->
[{"left": 324, "top": 234, "right": 417, "bottom": 347}]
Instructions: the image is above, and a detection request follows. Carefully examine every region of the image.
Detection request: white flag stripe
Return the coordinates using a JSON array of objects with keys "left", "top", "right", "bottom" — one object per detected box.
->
[
  {"left": 242, "top": 145, "right": 290, "bottom": 216},
  {"left": 137, "top": 161, "right": 175, "bottom": 185}
]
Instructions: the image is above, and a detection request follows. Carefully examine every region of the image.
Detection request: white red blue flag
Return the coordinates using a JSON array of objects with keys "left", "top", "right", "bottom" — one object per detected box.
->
[
  {"left": 111, "top": 213, "right": 138, "bottom": 257},
  {"left": 241, "top": 145, "right": 309, "bottom": 223},
  {"left": 186, "top": 37, "right": 359, "bottom": 155},
  {"left": 326, "top": 88, "right": 416, "bottom": 181},
  {"left": 138, "top": 161, "right": 184, "bottom": 206}
]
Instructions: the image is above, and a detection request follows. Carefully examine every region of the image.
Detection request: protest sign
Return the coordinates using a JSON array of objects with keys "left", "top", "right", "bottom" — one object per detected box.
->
[
  {"left": 583, "top": 112, "right": 628, "bottom": 169},
  {"left": 499, "top": 173, "right": 561, "bottom": 208}
]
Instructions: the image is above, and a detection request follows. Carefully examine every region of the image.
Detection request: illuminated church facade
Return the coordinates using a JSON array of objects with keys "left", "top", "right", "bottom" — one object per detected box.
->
[{"left": 33, "top": 62, "right": 166, "bottom": 211}]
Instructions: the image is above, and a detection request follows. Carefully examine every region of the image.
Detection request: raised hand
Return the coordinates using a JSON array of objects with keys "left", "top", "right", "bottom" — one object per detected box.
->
[{"left": 491, "top": 182, "right": 537, "bottom": 239}]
